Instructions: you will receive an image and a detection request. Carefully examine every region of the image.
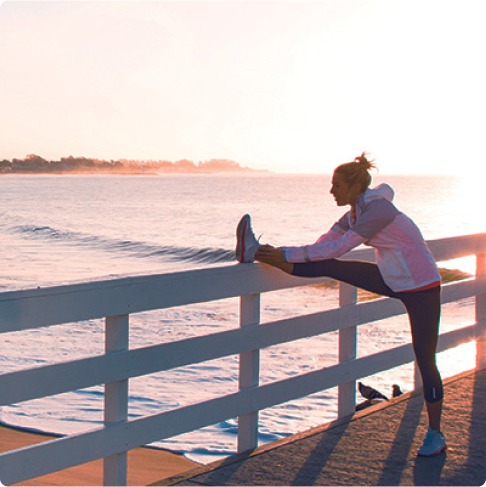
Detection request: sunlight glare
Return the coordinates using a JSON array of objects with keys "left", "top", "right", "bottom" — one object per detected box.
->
[{"left": 438, "top": 341, "right": 476, "bottom": 376}]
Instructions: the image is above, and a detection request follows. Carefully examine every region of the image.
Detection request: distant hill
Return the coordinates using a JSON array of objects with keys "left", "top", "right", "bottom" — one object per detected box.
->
[{"left": 0, "top": 154, "right": 266, "bottom": 175}]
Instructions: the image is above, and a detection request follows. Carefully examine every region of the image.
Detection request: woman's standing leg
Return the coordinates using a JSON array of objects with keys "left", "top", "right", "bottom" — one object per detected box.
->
[{"left": 401, "top": 287, "right": 443, "bottom": 431}]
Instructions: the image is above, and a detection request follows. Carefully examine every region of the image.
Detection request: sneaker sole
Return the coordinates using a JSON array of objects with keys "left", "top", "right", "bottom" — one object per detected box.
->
[{"left": 236, "top": 214, "right": 250, "bottom": 263}]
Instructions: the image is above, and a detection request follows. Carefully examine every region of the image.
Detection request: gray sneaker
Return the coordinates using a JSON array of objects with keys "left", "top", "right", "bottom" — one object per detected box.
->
[
  {"left": 417, "top": 427, "right": 447, "bottom": 456},
  {"left": 236, "top": 214, "right": 260, "bottom": 263}
]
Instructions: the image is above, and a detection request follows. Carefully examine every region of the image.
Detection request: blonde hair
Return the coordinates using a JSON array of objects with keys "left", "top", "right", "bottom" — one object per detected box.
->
[{"left": 334, "top": 152, "right": 376, "bottom": 192}]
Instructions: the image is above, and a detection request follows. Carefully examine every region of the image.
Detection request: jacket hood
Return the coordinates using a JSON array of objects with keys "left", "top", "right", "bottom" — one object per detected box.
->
[{"left": 363, "top": 183, "right": 395, "bottom": 203}]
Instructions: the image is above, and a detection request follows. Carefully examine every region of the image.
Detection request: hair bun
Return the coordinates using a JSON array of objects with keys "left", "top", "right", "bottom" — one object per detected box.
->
[{"left": 354, "top": 152, "right": 375, "bottom": 170}]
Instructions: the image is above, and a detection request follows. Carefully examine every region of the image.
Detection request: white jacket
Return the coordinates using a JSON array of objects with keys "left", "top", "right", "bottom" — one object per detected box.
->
[{"left": 281, "top": 184, "right": 441, "bottom": 292}]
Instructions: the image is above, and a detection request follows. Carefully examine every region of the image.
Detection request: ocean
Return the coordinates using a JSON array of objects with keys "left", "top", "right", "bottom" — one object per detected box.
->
[{"left": 0, "top": 173, "right": 482, "bottom": 463}]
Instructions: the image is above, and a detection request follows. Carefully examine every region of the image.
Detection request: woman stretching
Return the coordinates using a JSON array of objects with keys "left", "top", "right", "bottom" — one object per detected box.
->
[{"left": 236, "top": 153, "right": 446, "bottom": 457}]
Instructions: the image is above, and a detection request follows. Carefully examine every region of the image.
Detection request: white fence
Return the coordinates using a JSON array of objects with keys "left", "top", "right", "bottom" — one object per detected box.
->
[{"left": 0, "top": 233, "right": 485, "bottom": 486}]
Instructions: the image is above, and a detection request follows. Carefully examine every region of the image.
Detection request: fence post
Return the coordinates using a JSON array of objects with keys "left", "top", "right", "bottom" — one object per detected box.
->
[
  {"left": 476, "top": 253, "right": 486, "bottom": 369},
  {"left": 237, "top": 293, "right": 260, "bottom": 453},
  {"left": 104, "top": 314, "right": 129, "bottom": 486},
  {"left": 338, "top": 282, "right": 358, "bottom": 417}
]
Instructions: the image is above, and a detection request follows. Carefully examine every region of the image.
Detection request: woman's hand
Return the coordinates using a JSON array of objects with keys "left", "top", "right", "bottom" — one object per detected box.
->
[
  {"left": 255, "top": 244, "right": 294, "bottom": 274},
  {"left": 255, "top": 244, "right": 286, "bottom": 266}
]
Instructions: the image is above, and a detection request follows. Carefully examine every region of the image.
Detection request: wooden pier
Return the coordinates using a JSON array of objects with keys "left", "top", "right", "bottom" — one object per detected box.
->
[{"left": 161, "top": 368, "right": 486, "bottom": 486}]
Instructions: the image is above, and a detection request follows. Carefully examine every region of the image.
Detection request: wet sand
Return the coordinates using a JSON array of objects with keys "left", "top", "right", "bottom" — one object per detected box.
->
[{"left": 0, "top": 424, "right": 198, "bottom": 486}]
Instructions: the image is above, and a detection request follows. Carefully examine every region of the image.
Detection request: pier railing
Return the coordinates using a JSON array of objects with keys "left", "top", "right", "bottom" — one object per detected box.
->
[{"left": 0, "top": 233, "right": 485, "bottom": 486}]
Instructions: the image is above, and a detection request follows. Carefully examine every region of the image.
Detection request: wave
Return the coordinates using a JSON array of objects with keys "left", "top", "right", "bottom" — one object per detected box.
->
[{"left": 8, "top": 223, "right": 235, "bottom": 264}]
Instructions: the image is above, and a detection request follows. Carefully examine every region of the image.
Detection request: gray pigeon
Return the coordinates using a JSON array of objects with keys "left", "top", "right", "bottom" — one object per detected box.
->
[{"left": 358, "top": 382, "right": 389, "bottom": 401}]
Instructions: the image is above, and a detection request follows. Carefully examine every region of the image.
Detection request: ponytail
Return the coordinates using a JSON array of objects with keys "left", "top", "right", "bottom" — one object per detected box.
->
[{"left": 334, "top": 152, "right": 376, "bottom": 192}]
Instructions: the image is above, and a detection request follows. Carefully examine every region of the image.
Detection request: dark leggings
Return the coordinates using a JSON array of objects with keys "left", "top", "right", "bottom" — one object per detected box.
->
[{"left": 292, "top": 259, "right": 443, "bottom": 403}]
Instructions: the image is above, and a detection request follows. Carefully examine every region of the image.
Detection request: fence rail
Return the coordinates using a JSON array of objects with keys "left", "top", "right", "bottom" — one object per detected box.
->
[{"left": 1, "top": 233, "right": 485, "bottom": 485}]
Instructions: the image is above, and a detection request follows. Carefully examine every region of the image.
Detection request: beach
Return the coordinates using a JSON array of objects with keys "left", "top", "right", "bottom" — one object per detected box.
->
[{"left": 0, "top": 424, "right": 198, "bottom": 486}]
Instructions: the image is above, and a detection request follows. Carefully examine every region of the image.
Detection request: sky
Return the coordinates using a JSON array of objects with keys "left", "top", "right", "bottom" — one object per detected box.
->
[{"left": 1, "top": 0, "right": 485, "bottom": 175}]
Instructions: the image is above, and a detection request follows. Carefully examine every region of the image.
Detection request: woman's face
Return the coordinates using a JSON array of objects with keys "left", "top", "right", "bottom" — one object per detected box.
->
[{"left": 330, "top": 172, "right": 360, "bottom": 207}]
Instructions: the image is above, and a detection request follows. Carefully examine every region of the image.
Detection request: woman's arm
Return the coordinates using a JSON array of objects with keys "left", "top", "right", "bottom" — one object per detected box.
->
[{"left": 281, "top": 230, "right": 365, "bottom": 263}]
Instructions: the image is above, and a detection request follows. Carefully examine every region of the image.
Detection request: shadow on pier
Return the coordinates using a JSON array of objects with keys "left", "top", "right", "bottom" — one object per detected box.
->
[{"left": 159, "top": 368, "right": 486, "bottom": 486}]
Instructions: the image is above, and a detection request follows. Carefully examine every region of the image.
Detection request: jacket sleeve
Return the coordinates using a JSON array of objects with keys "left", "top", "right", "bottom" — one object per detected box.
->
[{"left": 281, "top": 227, "right": 366, "bottom": 263}]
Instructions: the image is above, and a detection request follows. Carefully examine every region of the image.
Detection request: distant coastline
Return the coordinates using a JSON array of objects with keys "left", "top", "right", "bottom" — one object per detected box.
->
[{"left": 0, "top": 154, "right": 267, "bottom": 175}]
